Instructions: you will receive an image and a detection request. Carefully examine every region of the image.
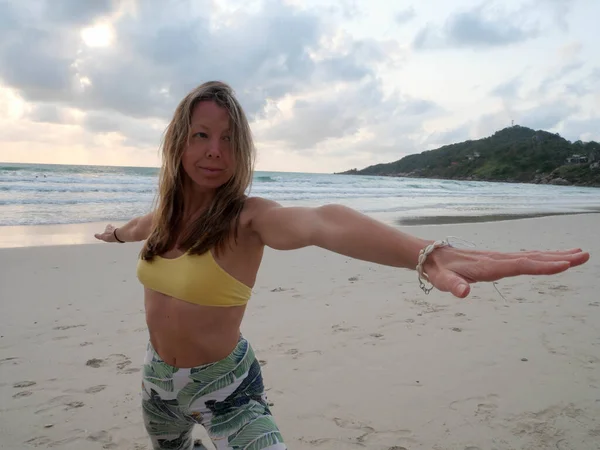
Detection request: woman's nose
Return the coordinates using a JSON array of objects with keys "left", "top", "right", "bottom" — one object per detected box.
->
[{"left": 206, "top": 139, "right": 221, "bottom": 158}]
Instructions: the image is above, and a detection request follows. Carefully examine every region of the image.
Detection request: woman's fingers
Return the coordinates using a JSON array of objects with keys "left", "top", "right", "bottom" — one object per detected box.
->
[
  {"left": 94, "top": 232, "right": 109, "bottom": 241},
  {"left": 463, "top": 257, "right": 572, "bottom": 282},
  {"left": 465, "top": 248, "right": 584, "bottom": 260},
  {"left": 492, "top": 251, "right": 590, "bottom": 267}
]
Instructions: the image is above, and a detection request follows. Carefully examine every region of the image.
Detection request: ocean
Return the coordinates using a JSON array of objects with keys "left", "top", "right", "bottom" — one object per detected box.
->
[{"left": 1, "top": 162, "right": 599, "bottom": 227}]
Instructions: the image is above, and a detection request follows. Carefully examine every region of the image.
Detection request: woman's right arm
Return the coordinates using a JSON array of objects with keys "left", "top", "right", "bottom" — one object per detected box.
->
[{"left": 94, "top": 212, "right": 154, "bottom": 243}]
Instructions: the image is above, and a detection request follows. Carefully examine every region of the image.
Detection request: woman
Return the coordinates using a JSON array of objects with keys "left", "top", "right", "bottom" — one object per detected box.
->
[{"left": 94, "top": 81, "right": 589, "bottom": 450}]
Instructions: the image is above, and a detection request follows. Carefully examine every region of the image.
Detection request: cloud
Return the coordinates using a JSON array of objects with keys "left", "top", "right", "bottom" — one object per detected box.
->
[
  {"left": 28, "top": 104, "right": 77, "bottom": 124},
  {"left": 82, "top": 111, "right": 165, "bottom": 147},
  {"left": 558, "top": 40, "right": 582, "bottom": 61},
  {"left": 537, "top": 60, "right": 585, "bottom": 94},
  {"left": 44, "top": 0, "right": 116, "bottom": 25},
  {"left": 542, "top": 0, "right": 573, "bottom": 31},
  {"left": 560, "top": 117, "right": 600, "bottom": 142},
  {"left": 518, "top": 100, "right": 580, "bottom": 131},
  {"left": 491, "top": 76, "right": 522, "bottom": 99},
  {"left": 255, "top": 76, "right": 442, "bottom": 155},
  {"left": 0, "top": 0, "right": 422, "bottom": 168},
  {"left": 413, "top": 4, "right": 540, "bottom": 50},
  {"left": 564, "top": 67, "right": 600, "bottom": 96},
  {"left": 424, "top": 124, "right": 472, "bottom": 149},
  {"left": 395, "top": 6, "right": 416, "bottom": 25},
  {"left": 1, "top": 0, "right": 320, "bottom": 117},
  {"left": 0, "top": 0, "right": 397, "bottom": 121}
]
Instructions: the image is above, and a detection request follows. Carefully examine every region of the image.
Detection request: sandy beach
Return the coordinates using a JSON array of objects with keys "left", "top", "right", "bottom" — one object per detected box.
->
[{"left": 1, "top": 214, "right": 599, "bottom": 450}]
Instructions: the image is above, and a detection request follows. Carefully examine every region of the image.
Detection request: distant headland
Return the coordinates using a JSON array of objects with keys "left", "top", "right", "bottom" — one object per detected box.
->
[{"left": 336, "top": 125, "right": 600, "bottom": 187}]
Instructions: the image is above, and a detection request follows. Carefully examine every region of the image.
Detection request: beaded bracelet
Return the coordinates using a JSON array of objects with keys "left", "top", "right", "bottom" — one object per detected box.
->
[{"left": 416, "top": 239, "right": 451, "bottom": 294}]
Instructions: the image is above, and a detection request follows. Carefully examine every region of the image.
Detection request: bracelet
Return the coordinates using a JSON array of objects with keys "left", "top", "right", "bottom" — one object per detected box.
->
[
  {"left": 416, "top": 239, "right": 451, "bottom": 294},
  {"left": 113, "top": 228, "right": 125, "bottom": 243}
]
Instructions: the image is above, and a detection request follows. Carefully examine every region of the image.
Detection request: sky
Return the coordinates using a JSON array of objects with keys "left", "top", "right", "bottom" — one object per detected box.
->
[{"left": 0, "top": 0, "right": 598, "bottom": 173}]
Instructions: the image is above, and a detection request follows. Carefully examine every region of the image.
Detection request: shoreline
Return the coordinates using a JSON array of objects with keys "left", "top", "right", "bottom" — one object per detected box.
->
[
  {"left": 394, "top": 209, "right": 600, "bottom": 226},
  {"left": 2, "top": 210, "right": 600, "bottom": 249},
  {"left": 0, "top": 221, "right": 125, "bottom": 249}
]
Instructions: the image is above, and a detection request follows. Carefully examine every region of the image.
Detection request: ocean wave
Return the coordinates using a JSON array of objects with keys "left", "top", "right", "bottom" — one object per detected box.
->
[
  {"left": 254, "top": 175, "right": 280, "bottom": 182},
  {"left": 0, "top": 197, "right": 147, "bottom": 206},
  {"left": 0, "top": 175, "right": 158, "bottom": 185},
  {"left": 0, "top": 184, "right": 155, "bottom": 194},
  {"left": 0, "top": 164, "right": 159, "bottom": 177}
]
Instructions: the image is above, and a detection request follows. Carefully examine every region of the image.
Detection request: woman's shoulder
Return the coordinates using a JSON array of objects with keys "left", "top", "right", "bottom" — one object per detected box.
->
[{"left": 239, "top": 196, "right": 281, "bottom": 226}]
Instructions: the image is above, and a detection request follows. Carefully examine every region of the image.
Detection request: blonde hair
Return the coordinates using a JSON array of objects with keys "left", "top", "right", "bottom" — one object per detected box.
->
[{"left": 141, "top": 81, "right": 255, "bottom": 260}]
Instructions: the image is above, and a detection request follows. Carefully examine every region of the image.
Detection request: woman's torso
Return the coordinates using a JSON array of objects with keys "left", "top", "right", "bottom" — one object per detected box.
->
[{"left": 140, "top": 205, "right": 264, "bottom": 368}]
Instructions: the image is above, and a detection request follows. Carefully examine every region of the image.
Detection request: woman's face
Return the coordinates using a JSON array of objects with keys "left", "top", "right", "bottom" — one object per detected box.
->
[{"left": 181, "top": 100, "right": 234, "bottom": 191}]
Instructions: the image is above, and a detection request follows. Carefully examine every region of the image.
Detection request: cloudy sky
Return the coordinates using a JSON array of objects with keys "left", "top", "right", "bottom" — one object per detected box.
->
[{"left": 0, "top": 0, "right": 598, "bottom": 173}]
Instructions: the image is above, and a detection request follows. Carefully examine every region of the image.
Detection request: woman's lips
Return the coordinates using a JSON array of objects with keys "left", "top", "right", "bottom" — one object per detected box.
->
[{"left": 198, "top": 166, "right": 224, "bottom": 176}]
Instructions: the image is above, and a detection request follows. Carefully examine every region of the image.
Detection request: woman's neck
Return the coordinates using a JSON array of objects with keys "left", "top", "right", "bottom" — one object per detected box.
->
[{"left": 181, "top": 186, "right": 216, "bottom": 223}]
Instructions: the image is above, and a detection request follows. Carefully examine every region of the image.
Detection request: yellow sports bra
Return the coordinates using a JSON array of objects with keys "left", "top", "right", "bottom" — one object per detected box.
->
[{"left": 136, "top": 250, "right": 252, "bottom": 307}]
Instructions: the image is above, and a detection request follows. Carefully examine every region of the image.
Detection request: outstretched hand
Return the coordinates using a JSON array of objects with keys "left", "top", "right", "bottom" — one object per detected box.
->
[
  {"left": 422, "top": 246, "right": 590, "bottom": 298},
  {"left": 94, "top": 224, "right": 119, "bottom": 243}
]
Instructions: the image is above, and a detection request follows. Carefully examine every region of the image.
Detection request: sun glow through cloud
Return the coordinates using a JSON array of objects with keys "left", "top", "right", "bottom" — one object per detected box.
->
[{"left": 80, "top": 24, "right": 114, "bottom": 48}]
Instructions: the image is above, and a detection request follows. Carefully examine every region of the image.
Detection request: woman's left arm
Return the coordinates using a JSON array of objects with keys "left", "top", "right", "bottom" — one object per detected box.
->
[
  {"left": 249, "top": 199, "right": 431, "bottom": 269},
  {"left": 248, "top": 198, "right": 590, "bottom": 298}
]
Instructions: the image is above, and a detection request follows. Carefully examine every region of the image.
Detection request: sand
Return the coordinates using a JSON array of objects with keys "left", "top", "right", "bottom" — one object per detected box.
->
[{"left": 1, "top": 214, "right": 599, "bottom": 450}]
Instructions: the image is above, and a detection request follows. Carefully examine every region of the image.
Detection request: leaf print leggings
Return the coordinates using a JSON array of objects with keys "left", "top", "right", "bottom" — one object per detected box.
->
[{"left": 141, "top": 336, "right": 287, "bottom": 450}]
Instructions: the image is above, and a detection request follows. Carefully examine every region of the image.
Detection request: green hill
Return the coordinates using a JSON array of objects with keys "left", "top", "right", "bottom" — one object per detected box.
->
[{"left": 337, "top": 125, "right": 600, "bottom": 187}]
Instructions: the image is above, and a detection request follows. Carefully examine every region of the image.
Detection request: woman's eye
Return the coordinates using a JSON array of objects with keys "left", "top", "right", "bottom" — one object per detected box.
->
[
  {"left": 194, "top": 132, "right": 208, "bottom": 138},
  {"left": 222, "top": 136, "right": 231, "bottom": 142}
]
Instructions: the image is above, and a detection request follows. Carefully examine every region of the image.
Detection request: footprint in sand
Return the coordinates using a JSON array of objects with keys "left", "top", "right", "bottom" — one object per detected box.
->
[
  {"left": 85, "top": 385, "right": 107, "bottom": 394},
  {"left": 360, "top": 333, "right": 385, "bottom": 346},
  {"left": 86, "top": 354, "right": 137, "bottom": 374},
  {"left": 270, "top": 287, "right": 291, "bottom": 292},
  {"left": 35, "top": 395, "right": 78, "bottom": 415},
  {"left": 86, "top": 358, "right": 105, "bottom": 368},
  {"left": 87, "top": 430, "right": 116, "bottom": 448},
  {"left": 0, "top": 357, "right": 19, "bottom": 366},
  {"left": 80, "top": 341, "right": 93, "bottom": 347},
  {"left": 332, "top": 417, "right": 415, "bottom": 447},
  {"left": 13, "top": 391, "right": 33, "bottom": 398},
  {"left": 65, "top": 401, "right": 85, "bottom": 410},
  {"left": 25, "top": 436, "right": 52, "bottom": 447},
  {"left": 53, "top": 324, "right": 86, "bottom": 331},
  {"left": 449, "top": 394, "right": 499, "bottom": 422},
  {"left": 548, "top": 285, "right": 569, "bottom": 292},
  {"left": 475, "top": 402, "right": 498, "bottom": 421},
  {"left": 13, "top": 381, "right": 36, "bottom": 388},
  {"left": 284, "top": 348, "right": 322, "bottom": 359},
  {"left": 332, "top": 324, "right": 357, "bottom": 333},
  {"left": 26, "top": 432, "right": 85, "bottom": 448}
]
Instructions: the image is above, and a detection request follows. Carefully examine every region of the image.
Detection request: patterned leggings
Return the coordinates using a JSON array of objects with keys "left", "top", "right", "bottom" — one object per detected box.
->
[{"left": 141, "top": 336, "right": 287, "bottom": 450}]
